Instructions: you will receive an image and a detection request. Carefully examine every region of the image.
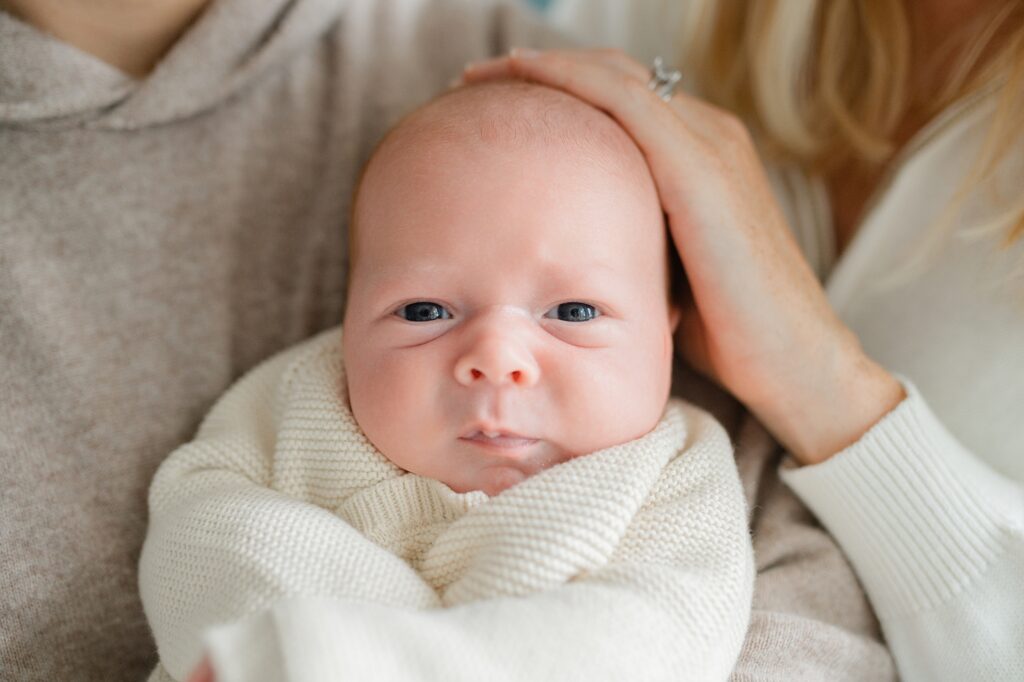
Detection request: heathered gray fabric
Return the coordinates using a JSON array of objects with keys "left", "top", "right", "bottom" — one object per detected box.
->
[
  {"left": 0, "top": 1, "right": 892, "bottom": 679},
  {"left": 671, "top": 366, "right": 896, "bottom": 682}
]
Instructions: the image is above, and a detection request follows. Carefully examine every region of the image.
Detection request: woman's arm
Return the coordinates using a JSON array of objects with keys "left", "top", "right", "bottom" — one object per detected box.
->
[
  {"left": 462, "top": 48, "right": 905, "bottom": 466},
  {"left": 782, "top": 383, "right": 1024, "bottom": 681},
  {"left": 460, "top": 49, "right": 1024, "bottom": 680}
]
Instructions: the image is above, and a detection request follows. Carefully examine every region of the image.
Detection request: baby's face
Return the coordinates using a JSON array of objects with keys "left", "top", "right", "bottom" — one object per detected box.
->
[{"left": 343, "top": 85, "right": 677, "bottom": 496}]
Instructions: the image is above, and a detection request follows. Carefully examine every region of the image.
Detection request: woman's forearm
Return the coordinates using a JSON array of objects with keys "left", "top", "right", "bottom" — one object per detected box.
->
[
  {"left": 782, "top": 382, "right": 1024, "bottom": 680},
  {"left": 745, "top": 335, "right": 906, "bottom": 465}
]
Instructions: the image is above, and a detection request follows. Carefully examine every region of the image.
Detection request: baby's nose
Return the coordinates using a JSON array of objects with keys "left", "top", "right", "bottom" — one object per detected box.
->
[{"left": 453, "top": 332, "right": 540, "bottom": 388}]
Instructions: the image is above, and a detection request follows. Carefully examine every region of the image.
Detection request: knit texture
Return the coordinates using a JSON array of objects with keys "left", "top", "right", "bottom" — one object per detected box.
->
[{"left": 139, "top": 327, "right": 754, "bottom": 681}]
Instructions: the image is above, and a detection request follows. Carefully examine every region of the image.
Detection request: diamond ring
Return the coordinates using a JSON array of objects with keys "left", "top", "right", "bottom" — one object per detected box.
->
[{"left": 648, "top": 57, "right": 682, "bottom": 102}]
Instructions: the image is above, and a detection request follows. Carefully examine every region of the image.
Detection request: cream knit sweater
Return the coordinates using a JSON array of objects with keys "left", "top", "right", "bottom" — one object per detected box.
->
[{"left": 140, "top": 327, "right": 754, "bottom": 682}]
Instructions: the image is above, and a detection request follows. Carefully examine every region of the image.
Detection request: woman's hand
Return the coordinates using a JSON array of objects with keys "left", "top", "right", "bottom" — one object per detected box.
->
[{"left": 462, "top": 49, "right": 904, "bottom": 464}]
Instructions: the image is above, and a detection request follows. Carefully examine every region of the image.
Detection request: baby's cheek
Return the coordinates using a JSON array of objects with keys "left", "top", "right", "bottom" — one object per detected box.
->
[
  {"left": 579, "top": 355, "right": 668, "bottom": 449},
  {"left": 348, "top": 360, "right": 417, "bottom": 449}
]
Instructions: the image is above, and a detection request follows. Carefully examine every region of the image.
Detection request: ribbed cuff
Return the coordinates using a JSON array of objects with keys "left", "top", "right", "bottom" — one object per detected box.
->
[
  {"left": 781, "top": 380, "right": 1016, "bottom": 619},
  {"left": 204, "top": 610, "right": 286, "bottom": 682}
]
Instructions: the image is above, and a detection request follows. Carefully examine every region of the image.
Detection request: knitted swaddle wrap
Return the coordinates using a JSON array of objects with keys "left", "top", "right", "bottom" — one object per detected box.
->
[{"left": 141, "top": 327, "right": 753, "bottom": 681}]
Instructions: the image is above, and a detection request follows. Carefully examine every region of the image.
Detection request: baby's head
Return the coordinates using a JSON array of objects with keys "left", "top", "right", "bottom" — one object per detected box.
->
[{"left": 343, "top": 81, "right": 679, "bottom": 496}]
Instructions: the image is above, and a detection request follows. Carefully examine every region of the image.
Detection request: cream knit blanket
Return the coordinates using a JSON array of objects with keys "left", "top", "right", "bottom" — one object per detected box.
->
[{"left": 140, "top": 327, "right": 753, "bottom": 682}]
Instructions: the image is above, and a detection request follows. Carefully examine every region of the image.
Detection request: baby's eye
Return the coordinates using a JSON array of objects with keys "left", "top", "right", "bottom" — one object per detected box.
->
[
  {"left": 544, "top": 302, "right": 599, "bottom": 322},
  {"left": 396, "top": 302, "right": 452, "bottom": 322}
]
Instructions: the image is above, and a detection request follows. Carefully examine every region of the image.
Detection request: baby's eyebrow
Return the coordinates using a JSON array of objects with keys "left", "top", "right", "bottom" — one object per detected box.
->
[
  {"left": 362, "top": 263, "right": 451, "bottom": 284},
  {"left": 365, "top": 260, "right": 626, "bottom": 290},
  {"left": 539, "top": 260, "right": 623, "bottom": 281}
]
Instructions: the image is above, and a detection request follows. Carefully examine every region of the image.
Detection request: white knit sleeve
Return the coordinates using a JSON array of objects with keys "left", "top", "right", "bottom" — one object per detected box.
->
[
  {"left": 138, "top": 343, "right": 439, "bottom": 682},
  {"left": 202, "top": 407, "right": 754, "bottom": 682},
  {"left": 781, "top": 380, "right": 1024, "bottom": 681}
]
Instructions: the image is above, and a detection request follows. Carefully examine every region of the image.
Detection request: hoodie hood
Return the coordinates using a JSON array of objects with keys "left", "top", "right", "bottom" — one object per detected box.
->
[{"left": 0, "top": 0, "right": 345, "bottom": 129}]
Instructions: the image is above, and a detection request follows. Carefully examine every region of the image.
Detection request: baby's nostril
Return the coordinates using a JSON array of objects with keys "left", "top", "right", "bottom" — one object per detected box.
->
[
  {"left": 471, "top": 369, "right": 483, "bottom": 379},
  {"left": 511, "top": 370, "right": 522, "bottom": 382}
]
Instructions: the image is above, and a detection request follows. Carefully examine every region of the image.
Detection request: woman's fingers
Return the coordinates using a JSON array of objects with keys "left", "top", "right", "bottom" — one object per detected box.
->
[
  {"left": 583, "top": 46, "right": 652, "bottom": 81},
  {"left": 464, "top": 50, "right": 714, "bottom": 203},
  {"left": 464, "top": 49, "right": 673, "bottom": 131},
  {"left": 462, "top": 51, "right": 729, "bottom": 195},
  {"left": 464, "top": 47, "right": 647, "bottom": 84},
  {"left": 460, "top": 54, "right": 517, "bottom": 82}
]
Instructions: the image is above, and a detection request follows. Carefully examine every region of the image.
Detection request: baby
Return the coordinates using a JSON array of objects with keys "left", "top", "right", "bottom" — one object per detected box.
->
[{"left": 141, "top": 82, "right": 753, "bottom": 682}]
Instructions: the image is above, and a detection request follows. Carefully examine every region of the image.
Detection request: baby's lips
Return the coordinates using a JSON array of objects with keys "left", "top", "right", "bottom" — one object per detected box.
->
[
  {"left": 458, "top": 421, "right": 531, "bottom": 440},
  {"left": 461, "top": 431, "right": 539, "bottom": 449}
]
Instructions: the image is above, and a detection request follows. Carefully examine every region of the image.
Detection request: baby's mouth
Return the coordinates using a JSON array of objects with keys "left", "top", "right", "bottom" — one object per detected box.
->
[{"left": 460, "top": 430, "right": 539, "bottom": 450}]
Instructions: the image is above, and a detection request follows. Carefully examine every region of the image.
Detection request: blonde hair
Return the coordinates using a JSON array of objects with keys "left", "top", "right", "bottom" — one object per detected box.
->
[{"left": 677, "top": 0, "right": 1024, "bottom": 247}]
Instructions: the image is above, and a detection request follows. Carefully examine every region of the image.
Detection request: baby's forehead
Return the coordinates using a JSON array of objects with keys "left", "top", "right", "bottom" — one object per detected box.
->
[
  {"left": 350, "top": 81, "right": 662, "bottom": 274},
  {"left": 366, "top": 81, "right": 646, "bottom": 183},
  {"left": 347, "top": 82, "right": 672, "bottom": 300}
]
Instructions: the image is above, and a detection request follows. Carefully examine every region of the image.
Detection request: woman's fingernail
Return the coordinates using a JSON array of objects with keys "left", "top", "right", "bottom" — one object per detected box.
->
[{"left": 510, "top": 47, "right": 539, "bottom": 59}]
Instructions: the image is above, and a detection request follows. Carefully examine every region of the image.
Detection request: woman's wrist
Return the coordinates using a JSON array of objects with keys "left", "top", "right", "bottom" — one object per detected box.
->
[{"left": 751, "top": 344, "right": 906, "bottom": 466}]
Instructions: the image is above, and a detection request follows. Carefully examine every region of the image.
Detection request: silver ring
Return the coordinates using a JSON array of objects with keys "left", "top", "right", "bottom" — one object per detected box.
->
[{"left": 647, "top": 57, "right": 682, "bottom": 102}]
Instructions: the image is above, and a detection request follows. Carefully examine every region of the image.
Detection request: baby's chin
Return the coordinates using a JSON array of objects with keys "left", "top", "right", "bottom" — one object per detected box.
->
[
  {"left": 450, "top": 447, "right": 586, "bottom": 497},
  {"left": 445, "top": 465, "right": 528, "bottom": 497}
]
